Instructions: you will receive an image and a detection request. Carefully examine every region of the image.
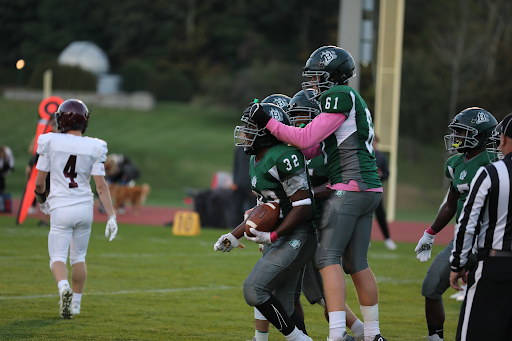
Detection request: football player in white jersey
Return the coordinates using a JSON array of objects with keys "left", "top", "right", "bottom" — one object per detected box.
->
[{"left": 34, "top": 99, "right": 118, "bottom": 319}]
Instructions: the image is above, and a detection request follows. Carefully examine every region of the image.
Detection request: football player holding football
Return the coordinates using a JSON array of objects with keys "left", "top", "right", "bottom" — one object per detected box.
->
[
  {"left": 414, "top": 107, "right": 497, "bottom": 341},
  {"left": 34, "top": 99, "right": 118, "bottom": 319},
  {"left": 247, "top": 46, "right": 385, "bottom": 341},
  {"left": 214, "top": 103, "right": 317, "bottom": 341}
]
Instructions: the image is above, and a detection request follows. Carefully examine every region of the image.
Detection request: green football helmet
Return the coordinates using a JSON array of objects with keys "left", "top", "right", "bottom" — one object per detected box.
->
[
  {"left": 302, "top": 46, "right": 356, "bottom": 100},
  {"left": 234, "top": 103, "right": 291, "bottom": 155},
  {"left": 444, "top": 107, "right": 498, "bottom": 153},
  {"left": 261, "top": 94, "right": 291, "bottom": 111},
  {"left": 287, "top": 89, "right": 320, "bottom": 127}
]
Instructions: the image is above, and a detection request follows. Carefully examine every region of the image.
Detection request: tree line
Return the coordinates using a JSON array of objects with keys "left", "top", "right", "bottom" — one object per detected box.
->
[{"left": 1, "top": 0, "right": 512, "bottom": 145}]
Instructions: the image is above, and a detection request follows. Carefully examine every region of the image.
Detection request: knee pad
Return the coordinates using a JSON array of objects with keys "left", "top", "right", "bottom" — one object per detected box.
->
[
  {"left": 243, "top": 280, "right": 266, "bottom": 307},
  {"left": 69, "top": 256, "right": 86, "bottom": 266},
  {"left": 342, "top": 255, "right": 369, "bottom": 275},
  {"left": 421, "top": 271, "right": 445, "bottom": 299},
  {"left": 49, "top": 257, "right": 67, "bottom": 269}
]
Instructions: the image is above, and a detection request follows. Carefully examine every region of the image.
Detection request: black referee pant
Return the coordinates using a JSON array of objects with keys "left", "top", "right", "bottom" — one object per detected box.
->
[{"left": 456, "top": 255, "right": 512, "bottom": 341}]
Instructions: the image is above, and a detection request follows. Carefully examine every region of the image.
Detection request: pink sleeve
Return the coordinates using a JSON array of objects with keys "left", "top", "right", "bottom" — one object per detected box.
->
[
  {"left": 301, "top": 145, "right": 322, "bottom": 160},
  {"left": 266, "top": 113, "right": 346, "bottom": 150}
]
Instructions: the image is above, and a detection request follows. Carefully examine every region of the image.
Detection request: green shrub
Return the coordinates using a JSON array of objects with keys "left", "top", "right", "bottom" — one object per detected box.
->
[
  {"left": 146, "top": 70, "right": 194, "bottom": 102},
  {"left": 196, "top": 61, "right": 304, "bottom": 109},
  {"left": 28, "top": 61, "right": 97, "bottom": 91},
  {"left": 120, "top": 60, "right": 152, "bottom": 92}
]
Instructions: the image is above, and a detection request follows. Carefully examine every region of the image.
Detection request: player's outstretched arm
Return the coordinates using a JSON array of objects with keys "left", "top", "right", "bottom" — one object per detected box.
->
[
  {"left": 93, "top": 175, "right": 117, "bottom": 241},
  {"left": 414, "top": 187, "right": 459, "bottom": 261}
]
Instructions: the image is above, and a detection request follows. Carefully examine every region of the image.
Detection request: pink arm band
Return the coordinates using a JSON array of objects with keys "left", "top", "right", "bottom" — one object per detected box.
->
[
  {"left": 266, "top": 113, "right": 347, "bottom": 150},
  {"left": 270, "top": 231, "right": 279, "bottom": 243},
  {"left": 426, "top": 227, "right": 436, "bottom": 235}
]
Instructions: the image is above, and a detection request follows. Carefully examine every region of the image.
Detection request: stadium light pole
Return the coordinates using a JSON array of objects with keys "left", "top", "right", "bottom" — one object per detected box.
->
[{"left": 337, "top": 0, "right": 362, "bottom": 92}]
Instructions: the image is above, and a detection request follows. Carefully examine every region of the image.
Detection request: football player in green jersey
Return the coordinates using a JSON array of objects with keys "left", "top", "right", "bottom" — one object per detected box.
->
[
  {"left": 414, "top": 107, "right": 497, "bottom": 341},
  {"left": 214, "top": 103, "right": 317, "bottom": 341},
  {"left": 248, "top": 46, "right": 384, "bottom": 341},
  {"left": 290, "top": 89, "right": 365, "bottom": 341}
]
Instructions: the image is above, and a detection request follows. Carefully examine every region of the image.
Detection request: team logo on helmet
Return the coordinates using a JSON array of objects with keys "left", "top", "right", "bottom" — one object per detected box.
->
[
  {"left": 269, "top": 108, "right": 283, "bottom": 121},
  {"left": 320, "top": 49, "right": 337, "bottom": 66},
  {"left": 473, "top": 111, "right": 490, "bottom": 124},
  {"left": 252, "top": 176, "right": 257, "bottom": 187},
  {"left": 272, "top": 98, "right": 288, "bottom": 109}
]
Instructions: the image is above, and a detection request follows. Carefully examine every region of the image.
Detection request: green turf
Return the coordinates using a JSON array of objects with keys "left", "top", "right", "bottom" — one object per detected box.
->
[{"left": 0, "top": 216, "right": 462, "bottom": 340}]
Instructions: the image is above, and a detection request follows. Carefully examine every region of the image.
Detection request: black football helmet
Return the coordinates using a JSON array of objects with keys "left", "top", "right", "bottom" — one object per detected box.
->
[
  {"left": 261, "top": 94, "right": 291, "bottom": 111},
  {"left": 234, "top": 103, "right": 291, "bottom": 155},
  {"left": 444, "top": 107, "right": 497, "bottom": 153},
  {"left": 302, "top": 46, "right": 356, "bottom": 100},
  {"left": 487, "top": 115, "right": 512, "bottom": 161},
  {"left": 287, "top": 89, "right": 320, "bottom": 127},
  {"left": 55, "top": 99, "right": 90, "bottom": 133}
]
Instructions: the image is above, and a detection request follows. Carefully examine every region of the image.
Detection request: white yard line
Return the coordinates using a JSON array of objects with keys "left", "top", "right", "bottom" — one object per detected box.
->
[{"left": 0, "top": 285, "right": 238, "bottom": 300}]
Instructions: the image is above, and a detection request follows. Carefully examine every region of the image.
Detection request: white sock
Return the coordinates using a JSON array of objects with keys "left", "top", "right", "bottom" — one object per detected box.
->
[
  {"left": 72, "top": 293, "right": 82, "bottom": 303},
  {"left": 349, "top": 319, "right": 365, "bottom": 339},
  {"left": 328, "top": 311, "right": 346, "bottom": 340},
  {"left": 57, "top": 280, "right": 70, "bottom": 292},
  {"left": 254, "top": 329, "right": 269, "bottom": 341},
  {"left": 284, "top": 327, "right": 303, "bottom": 341},
  {"left": 360, "top": 304, "right": 380, "bottom": 341}
]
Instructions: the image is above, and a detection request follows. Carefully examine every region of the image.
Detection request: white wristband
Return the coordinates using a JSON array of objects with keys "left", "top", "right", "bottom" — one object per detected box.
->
[{"left": 292, "top": 198, "right": 312, "bottom": 207}]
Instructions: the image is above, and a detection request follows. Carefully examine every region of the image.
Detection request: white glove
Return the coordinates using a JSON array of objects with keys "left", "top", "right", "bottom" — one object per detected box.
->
[
  {"left": 245, "top": 228, "right": 272, "bottom": 244},
  {"left": 39, "top": 202, "right": 50, "bottom": 215},
  {"left": 105, "top": 215, "right": 118, "bottom": 242},
  {"left": 415, "top": 231, "right": 435, "bottom": 262},
  {"left": 214, "top": 233, "right": 239, "bottom": 252}
]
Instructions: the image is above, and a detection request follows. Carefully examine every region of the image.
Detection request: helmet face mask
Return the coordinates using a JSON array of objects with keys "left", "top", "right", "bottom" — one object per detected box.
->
[
  {"left": 55, "top": 99, "right": 90, "bottom": 134},
  {"left": 287, "top": 89, "right": 320, "bottom": 127},
  {"left": 234, "top": 103, "right": 290, "bottom": 155},
  {"left": 302, "top": 46, "right": 356, "bottom": 100},
  {"left": 487, "top": 120, "right": 509, "bottom": 161},
  {"left": 443, "top": 107, "right": 497, "bottom": 153}
]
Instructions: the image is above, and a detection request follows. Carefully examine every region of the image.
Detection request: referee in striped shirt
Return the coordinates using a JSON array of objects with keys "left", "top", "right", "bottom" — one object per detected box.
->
[{"left": 449, "top": 113, "right": 512, "bottom": 341}]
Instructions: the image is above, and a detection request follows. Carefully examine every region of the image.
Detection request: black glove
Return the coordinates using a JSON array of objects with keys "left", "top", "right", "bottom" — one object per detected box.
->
[{"left": 249, "top": 103, "right": 271, "bottom": 128}]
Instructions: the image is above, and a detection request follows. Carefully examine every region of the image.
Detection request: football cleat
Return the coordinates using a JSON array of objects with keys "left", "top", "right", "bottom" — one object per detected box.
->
[
  {"left": 372, "top": 335, "right": 387, "bottom": 341},
  {"left": 426, "top": 334, "right": 444, "bottom": 341},
  {"left": 59, "top": 287, "right": 73, "bottom": 319},
  {"left": 327, "top": 334, "right": 355, "bottom": 341},
  {"left": 71, "top": 301, "right": 81, "bottom": 315},
  {"left": 384, "top": 238, "right": 397, "bottom": 250}
]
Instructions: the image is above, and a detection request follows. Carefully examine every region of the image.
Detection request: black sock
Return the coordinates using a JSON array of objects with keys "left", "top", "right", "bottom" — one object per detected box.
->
[
  {"left": 290, "top": 309, "right": 307, "bottom": 335},
  {"left": 428, "top": 325, "right": 443, "bottom": 338},
  {"left": 255, "top": 295, "right": 296, "bottom": 336}
]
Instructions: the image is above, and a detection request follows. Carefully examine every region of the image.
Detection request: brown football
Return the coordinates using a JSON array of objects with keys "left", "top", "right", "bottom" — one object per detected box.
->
[{"left": 245, "top": 202, "right": 280, "bottom": 237}]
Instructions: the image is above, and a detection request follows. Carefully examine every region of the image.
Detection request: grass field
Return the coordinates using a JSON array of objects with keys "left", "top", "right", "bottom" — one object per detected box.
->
[{"left": 0, "top": 216, "right": 464, "bottom": 341}]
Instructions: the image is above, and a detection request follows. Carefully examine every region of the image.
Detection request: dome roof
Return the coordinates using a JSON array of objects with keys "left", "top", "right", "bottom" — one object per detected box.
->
[{"left": 58, "top": 41, "right": 109, "bottom": 75}]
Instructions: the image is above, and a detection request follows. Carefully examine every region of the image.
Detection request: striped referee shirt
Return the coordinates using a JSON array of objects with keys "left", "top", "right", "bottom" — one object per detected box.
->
[{"left": 450, "top": 153, "right": 512, "bottom": 272}]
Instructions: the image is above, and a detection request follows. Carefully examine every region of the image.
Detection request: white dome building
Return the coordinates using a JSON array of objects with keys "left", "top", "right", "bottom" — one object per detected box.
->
[
  {"left": 58, "top": 41, "right": 120, "bottom": 94},
  {"left": 58, "top": 41, "right": 109, "bottom": 75}
]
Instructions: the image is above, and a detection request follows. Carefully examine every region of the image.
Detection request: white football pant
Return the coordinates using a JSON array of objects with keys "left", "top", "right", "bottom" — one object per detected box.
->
[{"left": 48, "top": 203, "right": 93, "bottom": 268}]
